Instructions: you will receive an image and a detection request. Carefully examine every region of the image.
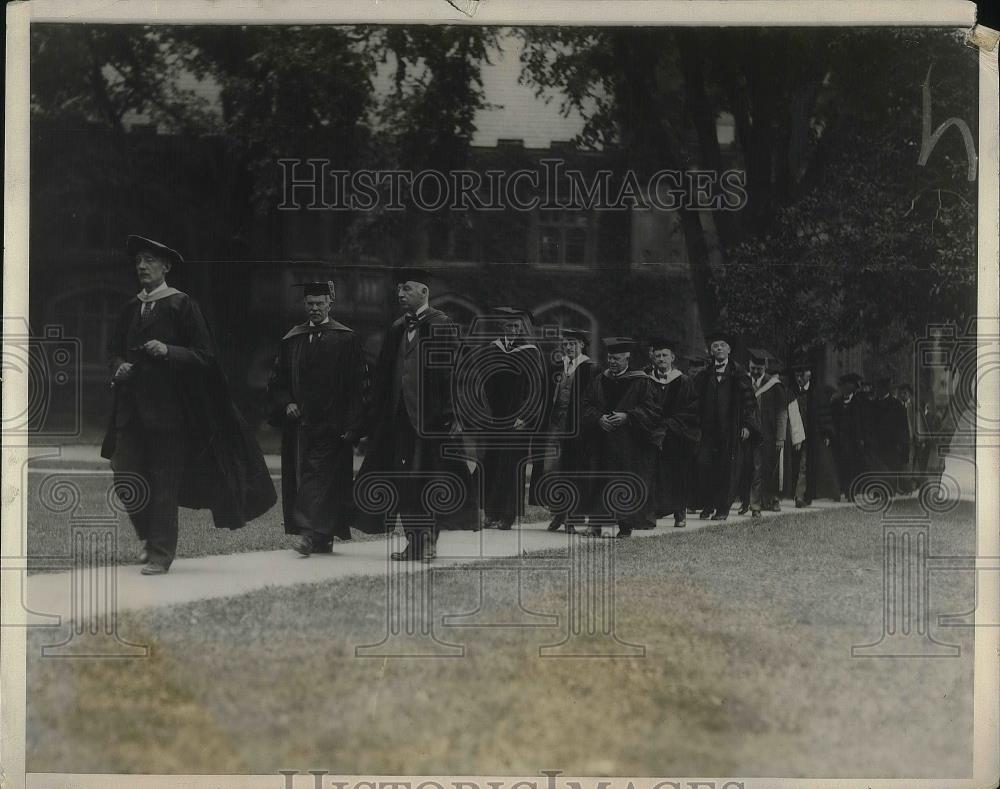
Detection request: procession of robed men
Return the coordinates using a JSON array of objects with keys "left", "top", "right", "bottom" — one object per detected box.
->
[{"left": 104, "top": 236, "right": 952, "bottom": 572}]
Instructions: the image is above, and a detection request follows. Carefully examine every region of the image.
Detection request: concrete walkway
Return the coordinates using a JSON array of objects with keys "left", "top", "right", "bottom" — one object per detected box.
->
[{"left": 24, "top": 502, "right": 851, "bottom": 623}]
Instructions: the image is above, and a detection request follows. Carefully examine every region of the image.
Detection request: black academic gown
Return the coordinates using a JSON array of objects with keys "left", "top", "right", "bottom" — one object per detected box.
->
[
  {"left": 479, "top": 338, "right": 547, "bottom": 524},
  {"left": 101, "top": 290, "right": 276, "bottom": 531},
  {"left": 528, "top": 356, "right": 599, "bottom": 515},
  {"left": 693, "top": 360, "right": 760, "bottom": 513},
  {"left": 268, "top": 319, "right": 367, "bottom": 540},
  {"left": 645, "top": 367, "right": 700, "bottom": 519},
  {"left": 580, "top": 368, "right": 662, "bottom": 527},
  {"left": 783, "top": 381, "right": 839, "bottom": 501},
  {"left": 867, "top": 394, "right": 911, "bottom": 488},
  {"left": 353, "top": 307, "right": 478, "bottom": 534},
  {"left": 831, "top": 393, "right": 870, "bottom": 497}
]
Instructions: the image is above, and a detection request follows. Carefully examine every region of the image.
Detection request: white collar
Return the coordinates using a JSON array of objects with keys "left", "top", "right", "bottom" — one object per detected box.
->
[
  {"left": 844, "top": 393, "right": 854, "bottom": 404},
  {"left": 564, "top": 353, "right": 589, "bottom": 374},
  {"left": 608, "top": 367, "right": 629, "bottom": 378},
  {"left": 309, "top": 317, "right": 331, "bottom": 328},
  {"left": 714, "top": 358, "right": 728, "bottom": 370},
  {"left": 802, "top": 381, "right": 811, "bottom": 391},
  {"left": 138, "top": 281, "right": 170, "bottom": 301}
]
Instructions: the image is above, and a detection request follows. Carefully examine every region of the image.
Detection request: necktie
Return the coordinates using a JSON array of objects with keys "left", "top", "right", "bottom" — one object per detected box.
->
[
  {"left": 404, "top": 313, "right": 419, "bottom": 330},
  {"left": 309, "top": 327, "right": 321, "bottom": 343},
  {"left": 141, "top": 301, "right": 151, "bottom": 319}
]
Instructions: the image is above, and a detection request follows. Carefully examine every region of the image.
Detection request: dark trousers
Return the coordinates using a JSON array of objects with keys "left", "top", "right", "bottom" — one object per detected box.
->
[
  {"left": 390, "top": 403, "right": 439, "bottom": 544},
  {"left": 111, "top": 427, "right": 188, "bottom": 569},
  {"left": 696, "top": 437, "right": 736, "bottom": 513}
]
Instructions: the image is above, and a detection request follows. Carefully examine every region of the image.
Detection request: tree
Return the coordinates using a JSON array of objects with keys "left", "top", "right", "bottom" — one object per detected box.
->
[{"left": 518, "top": 27, "right": 978, "bottom": 355}]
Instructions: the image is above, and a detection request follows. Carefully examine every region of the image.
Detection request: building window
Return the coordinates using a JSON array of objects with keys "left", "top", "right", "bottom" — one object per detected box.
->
[{"left": 536, "top": 209, "right": 592, "bottom": 267}]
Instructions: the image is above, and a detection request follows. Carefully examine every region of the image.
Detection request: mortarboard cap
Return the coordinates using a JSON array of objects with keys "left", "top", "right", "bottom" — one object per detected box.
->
[
  {"left": 294, "top": 281, "right": 335, "bottom": 298},
  {"left": 748, "top": 348, "right": 772, "bottom": 365},
  {"left": 705, "top": 328, "right": 736, "bottom": 347},
  {"left": 561, "top": 328, "right": 591, "bottom": 343},
  {"left": 790, "top": 358, "right": 813, "bottom": 372},
  {"left": 838, "top": 372, "right": 862, "bottom": 385},
  {"left": 126, "top": 235, "right": 183, "bottom": 266},
  {"left": 647, "top": 336, "right": 680, "bottom": 353},
  {"left": 394, "top": 267, "right": 432, "bottom": 286},
  {"left": 492, "top": 306, "right": 536, "bottom": 324},
  {"left": 603, "top": 336, "right": 635, "bottom": 354}
]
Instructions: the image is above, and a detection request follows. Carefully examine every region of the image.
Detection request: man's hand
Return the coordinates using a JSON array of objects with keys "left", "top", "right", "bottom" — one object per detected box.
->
[
  {"left": 740, "top": 427, "right": 750, "bottom": 441},
  {"left": 286, "top": 403, "right": 301, "bottom": 419},
  {"left": 823, "top": 437, "right": 831, "bottom": 447},
  {"left": 513, "top": 417, "right": 526, "bottom": 431},
  {"left": 142, "top": 340, "right": 168, "bottom": 358},
  {"left": 113, "top": 362, "right": 133, "bottom": 381},
  {"left": 608, "top": 412, "right": 628, "bottom": 428},
  {"left": 599, "top": 415, "right": 614, "bottom": 432},
  {"left": 793, "top": 441, "right": 803, "bottom": 451}
]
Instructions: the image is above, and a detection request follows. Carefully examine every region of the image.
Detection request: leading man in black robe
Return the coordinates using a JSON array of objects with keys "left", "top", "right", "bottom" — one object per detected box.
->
[
  {"left": 268, "top": 281, "right": 367, "bottom": 556},
  {"left": 102, "top": 235, "right": 276, "bottom": 574}
]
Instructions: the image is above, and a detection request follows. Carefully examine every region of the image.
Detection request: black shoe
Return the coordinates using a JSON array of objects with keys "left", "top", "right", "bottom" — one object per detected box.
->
[
  {"left": 547, "top": 517, "right": 564, "bottom": 532},
  {"left": 140, "top": 563, "right": 168, "bottom": 575},
  {"left": 737, "top": 503, "right": 750, "bottom": 516},
  {"left": 294, "top": 534, "right": 314, "bottom": 557},
  {"left": 699, "top": 509, "right": 713, "bottom": 520},
  {"left": 497, "top": 520, "right": 513, "bottom": 531},
  {"left": 616, "top": 528, "right": 632, "bottom": 538},
  {"left": 674, "top": 518, "right": 686, "bottom": 528},
  {"left": 768, "top": 503, "right": 781, "bottom": 512},
  {"left": 751, "top": 510, "right": 762, "bottom": 522},
  {"left": 391, "top": 542, "right": 419, "bottom": 561},
  {"left": 794, "top": 499, "right": 806, "bottom": 508},
  {"left": 711, "top": 512, "right": 729, "bottom": 521}
]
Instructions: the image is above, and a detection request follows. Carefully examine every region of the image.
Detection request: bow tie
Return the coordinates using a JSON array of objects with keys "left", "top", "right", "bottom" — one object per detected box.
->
[{"left": 404, "top": 313, "right": 421, "bottom": 329}]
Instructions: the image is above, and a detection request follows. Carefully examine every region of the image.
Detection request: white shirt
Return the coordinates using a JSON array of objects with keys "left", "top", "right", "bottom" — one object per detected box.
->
[
  {"left": 406, "top": 303, "right": 429, "bottom": 342},
  {"left": 137, "top": 280, "right": 169, "bottom": 315},
  {"left": 563, "top": 353, "right": 590, "bottom": 377},
  {"left": 308, "top": 316, "right": 330, "bottom": 342}
]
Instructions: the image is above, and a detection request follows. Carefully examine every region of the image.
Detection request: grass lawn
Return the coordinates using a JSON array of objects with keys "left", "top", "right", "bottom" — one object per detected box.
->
[
  {"left": 25, "top": 471, "right": 555, "bottom": 571},
  {"left": 26, "top": 500, "right": 976, "bottom": 777}
]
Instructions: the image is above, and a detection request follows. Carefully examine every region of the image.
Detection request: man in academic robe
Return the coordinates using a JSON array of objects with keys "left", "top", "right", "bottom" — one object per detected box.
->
[
  {"left": 102, "top": 235, "right": 276, "bottom": 574},
  {"left": 268, "top": 281, "right": 367, "bottom": 556},
  {"left": 353, "top": 268, "right": 476, "bottom": 560},
  {"left": 644, "top": 337, "right": 700, "bottom": 528},
  {"left": 479, "top": 307, "right": 547, "bottom": 530},
  {"left": 831, "top": 372, "right": 869, "bottom": 500},
  {"left": 580, "top": 337, "right": 662, "bottom": 538},
  {"left": 536, "top": 328, "right": 598, "bottom": 533},
  {"left": 693, "top": 330, "right": 760, "bottom": 521},
  {"left": 784, "top": 360, "right": 838, "bottom": 506},
  {"left": 682, "top": 352, "right": 711, "bottom": 515},
  {"left": 868, "top": 377, "right": 911, "bottom": 494},
  {"left": 738, "top": 349, "right": 787, "bottom": 518}
]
